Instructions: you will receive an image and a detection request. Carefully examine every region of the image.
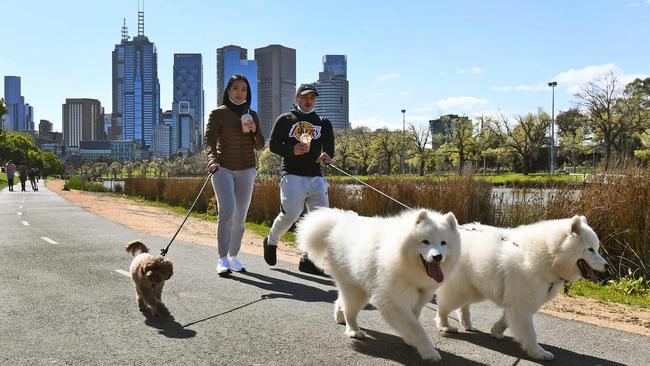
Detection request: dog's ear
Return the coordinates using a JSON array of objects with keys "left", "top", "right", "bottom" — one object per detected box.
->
[
  {"left": 415, "top": 209, "right": 429, "bottom": 225},
  {"left": 570, "top": 215, "right": 582, "bottom": 233},
  {"left": 444, "top": 212, "right": 458, "bottom": 230},
  {"left": 163, "top": 260, "right": 173, "bottom": 280}
]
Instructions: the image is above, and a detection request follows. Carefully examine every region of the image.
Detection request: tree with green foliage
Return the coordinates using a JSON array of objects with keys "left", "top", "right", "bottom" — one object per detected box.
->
[
  {"left": 257, "top": 148, "right": 282, "bottom": 176},
  {"left": 0, "top": 98, "right": 7, "bottom": 118},
  {"left": 441, "top": 115, "right": 480, "bottom": 174},
  {"left": 371, "top": 128, "right": 402, "bottom": 175},
  {"left": 333, "top": 129, "right": 355, "bottom": 172},
  {"left": 556, "top": 108, "right": 590, "bottom": 172},
  {"left": 350, "top": 127, "right": 373, "bottom": 175},
  {"left": 488, "top": 110, "right": 550, "bottom": 175}
]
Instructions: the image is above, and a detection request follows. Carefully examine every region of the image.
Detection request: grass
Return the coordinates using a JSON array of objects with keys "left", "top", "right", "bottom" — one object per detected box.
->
[
  {"left": 567, "top": 279, "right": 650, "bottom": 308},
  {"left": 0, "top": 172, "right": 7, "bottom": 190}
]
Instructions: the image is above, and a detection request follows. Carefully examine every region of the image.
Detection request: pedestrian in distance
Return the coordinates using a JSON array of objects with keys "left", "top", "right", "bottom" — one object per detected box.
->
[
  {"left": 204, "top": 74, "right": 265, "bottom": 277},
  {"left": 263, "top": 83, "right": 335, "bottom": 276},
  {"left": 5, "top": 160, "right": 16, "bottom": 191},
  {"left": 28, "top": 167, "right": 38, "bottom": 191},
  {"left": 18, "top": 163, "right": 28, "bottom": 192}
]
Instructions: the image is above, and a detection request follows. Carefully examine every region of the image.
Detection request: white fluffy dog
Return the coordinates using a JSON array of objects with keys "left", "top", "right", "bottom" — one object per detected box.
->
[
  {"left": 435, "top": 216, "right": 609, "bottom": 361},
  {"left": 297, "top": 207, "right": 461, "bottom": 361}
]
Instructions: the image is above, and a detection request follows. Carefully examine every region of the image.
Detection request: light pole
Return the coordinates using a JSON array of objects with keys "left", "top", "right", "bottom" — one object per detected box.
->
[
  {"left": 401, "top": 109, "right": 406, "bottom": 174},
  {"left": 547, "top": 81, "right": 557, "bottom": 176}
]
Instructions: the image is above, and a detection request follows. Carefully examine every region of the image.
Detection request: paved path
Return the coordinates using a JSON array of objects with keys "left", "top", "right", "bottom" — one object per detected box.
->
[{"left": 0, "top": 182, "right": 647, "bottom": 365}]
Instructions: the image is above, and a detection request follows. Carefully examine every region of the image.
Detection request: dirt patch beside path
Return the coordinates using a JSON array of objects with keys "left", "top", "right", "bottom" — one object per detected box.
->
[{"left": 46, "top": 179, "right": 649, "bottom": 336}]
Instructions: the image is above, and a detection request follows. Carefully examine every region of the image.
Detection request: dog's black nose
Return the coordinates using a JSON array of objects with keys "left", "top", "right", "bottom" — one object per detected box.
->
[
  {"left": 433, "top": 254, "right": 442, "bottom": 262},
  {"left": 604, "top": 263, "right": 609, "bottom": 270}
]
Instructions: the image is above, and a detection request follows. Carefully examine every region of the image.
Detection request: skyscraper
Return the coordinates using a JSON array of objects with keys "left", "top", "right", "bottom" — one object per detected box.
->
[
  {"left": 254, "top": 45, "right": 296, "bottom": 139},
  {"left": 111, "top": 12, "right": 160, "bottom": 150},
  {"left": 216, "top": 45, "right": 257, "bottom": 110},
  {"left": 4, "top": 76, "right": 25, "bottom": 131},
  {"left": 62, "top": 98, "right": 103, "bottom": 148},
  {"left": 315, "top": 55, "right": 349, "bottom": 129},
  {"left": 173, "top": 53, "right": 204, "bottom": 155},
  {"left": 39, "top": 119, "right": 53, "bottom": 136}
]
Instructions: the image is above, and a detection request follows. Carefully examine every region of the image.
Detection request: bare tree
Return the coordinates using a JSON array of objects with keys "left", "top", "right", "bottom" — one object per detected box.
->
[
  {"left": 576, "top": 71, "right": 644, "bottom": 170},
  {"left": 408, "top": 124, "right": 431, "bottom": 176}
]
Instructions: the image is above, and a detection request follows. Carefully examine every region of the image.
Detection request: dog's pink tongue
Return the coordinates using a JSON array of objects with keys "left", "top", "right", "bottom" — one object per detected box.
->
[
  {"left": 426, "top": 262, "right": 444, "bottom": 283},
  {"left": 578, "top": 259, "right": 598, "bottom": 282}
]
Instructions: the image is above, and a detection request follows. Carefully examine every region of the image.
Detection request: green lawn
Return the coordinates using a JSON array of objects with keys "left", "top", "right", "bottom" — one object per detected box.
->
[
  {"left": 0, "top": 172, "right": 7, "bottom": 190},
  {"left": 567, "top": 279, "right": 650, "bottom": 308}
]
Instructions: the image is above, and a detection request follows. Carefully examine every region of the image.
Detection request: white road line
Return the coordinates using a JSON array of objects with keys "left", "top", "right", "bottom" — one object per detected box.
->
[
  {"left": 19, "top": 205, "right": 23, "bottom": 209},
  {"left": 17, "top": 212, "right": 22, "bottom": 216},
  {"left": 40, "top": 237, "right": 58, "bottom": 245},
  {"left": 22, "top": 221, "right": 29, "bottom": 226},
  {"left": 114, "top": 269, "right": 131, "bottom": 277}
]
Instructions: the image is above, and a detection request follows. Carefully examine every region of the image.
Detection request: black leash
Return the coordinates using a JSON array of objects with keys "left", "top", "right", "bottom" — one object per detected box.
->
[
  {"left": 325, "top": 162, "right": 414, "bottom": 211},
  {"left": 160, "top": 172, "right": 214, "bottom": 256}
]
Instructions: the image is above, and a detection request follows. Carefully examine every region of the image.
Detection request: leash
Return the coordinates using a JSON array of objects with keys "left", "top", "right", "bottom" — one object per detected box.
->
[
  {"left": 324, "top": 162, "right": 414, "bottom": 212},
  {"left": 160, "top": 172, "right": 214, "bottom": 256}
]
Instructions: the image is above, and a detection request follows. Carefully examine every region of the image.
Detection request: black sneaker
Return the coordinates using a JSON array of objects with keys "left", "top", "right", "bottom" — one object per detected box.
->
[
  {"left": 299, "top": 256, "right": 326, "bottom": 276},
  {"left": 263, "top": 237, "right": 276, "bottom": 266}
]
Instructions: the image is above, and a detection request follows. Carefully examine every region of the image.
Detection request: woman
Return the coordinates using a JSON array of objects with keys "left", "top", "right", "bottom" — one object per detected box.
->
[{"left": 204, "top": 75, "right": 265, "bottom": 276}]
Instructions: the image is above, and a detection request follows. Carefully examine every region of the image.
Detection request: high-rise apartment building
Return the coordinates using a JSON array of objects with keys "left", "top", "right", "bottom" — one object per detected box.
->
[
  {"left": 173, "top": 53, "right": 204, "bottom": 155},
  {"left": 39, "top": 119, "right": 53, "bottom": 136},
  {"left": 111, "top": 12, "right": 160, "bottom": 149},
  {"left": 315, "top": 55, "right": 350, "bottom": 129},
  {"left": 216, "top": 45, "right": 257, "bottom": 111},
  {"left": 62, "top": 98, "right": 104, "bottom": 148},
  {"left": 4, "top": 76, "right": 26, "bottom": 131},
  {"left": 254, "top": 45, "right": 296, "bottom": 139}
]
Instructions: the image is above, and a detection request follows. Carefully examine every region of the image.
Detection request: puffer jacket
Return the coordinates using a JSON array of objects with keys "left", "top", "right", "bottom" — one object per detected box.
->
[{"left": 204, "top": 105, "right": 265, "bottom": 171}]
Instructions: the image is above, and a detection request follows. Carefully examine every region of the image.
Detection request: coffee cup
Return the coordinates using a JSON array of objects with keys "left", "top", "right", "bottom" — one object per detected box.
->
[
  {"left": 300, "top": 132, "right": 312, "bottom": 149},
  {"left": 241, "top": 113, "right": 254, "bottom": 133}
]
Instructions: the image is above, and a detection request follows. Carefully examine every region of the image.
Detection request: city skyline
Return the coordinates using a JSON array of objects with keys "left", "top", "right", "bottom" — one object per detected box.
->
[{"left": 2, "top": 0, "right": 649, "bottom": 134}]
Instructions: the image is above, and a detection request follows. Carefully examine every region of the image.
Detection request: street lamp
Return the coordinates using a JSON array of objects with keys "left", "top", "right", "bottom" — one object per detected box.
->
[
  {"left": 401, "top": 109, "right": 406, "bottom": 174},
  {"left": 547, "top": 81, "right": 557, "bottom": 176}
]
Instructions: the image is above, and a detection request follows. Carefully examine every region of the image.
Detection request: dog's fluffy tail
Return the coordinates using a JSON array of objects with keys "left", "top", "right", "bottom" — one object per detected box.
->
[
  {"left": 296, "top": 207, "right": 343, "bottom": 270},
  {"left": 125, "top": 240, "right": 149, "bottom": 256}
]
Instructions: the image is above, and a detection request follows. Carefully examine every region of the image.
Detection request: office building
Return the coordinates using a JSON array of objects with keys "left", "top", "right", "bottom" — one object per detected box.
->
[
  {"left": 39, "top": 119, "right": 53, "bottom": 136},
  {"left": 315, "top": 55, "right": 349, "bottom": 129},
  {"left": 4, "top": 76, "right": 25, "bottom": 131},
  {"left": 216, "top": 45, "right": 257, "bottom": 111},
  {"left": 62, "top": 98, "right": 103, "bottom": 148},
  {"left": 254, "top": 45, "right": 296, "bottom": 139},
  {"left": 111, "top": 12, "right": 161, "bottom": 149},
  {"left": 173, "top": 53, "right": 204, "bottom": 155}
]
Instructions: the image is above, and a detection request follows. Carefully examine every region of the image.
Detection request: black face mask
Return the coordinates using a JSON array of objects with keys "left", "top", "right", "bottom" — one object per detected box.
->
[{"left": 224, "top": 97, "right": 249, "bottom": 117}]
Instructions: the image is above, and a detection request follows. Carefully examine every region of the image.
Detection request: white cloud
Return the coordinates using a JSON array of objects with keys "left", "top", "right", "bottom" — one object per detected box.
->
[
  {"left": 436, "top": 96, "right": 488, "bottom": 111},
  {"left": 457, "top": 69, "right": 466, "bottom": 74},
  {"left": 377, "top": 73, "right": 399, "bottom": 81},
  {"left": 350, "top": 116, "right": 390, "bottom": 130},
  {"left": 553, "top": 63, "right": 648, "bottom": 93},
  {"left": 471, "top": 66, "right": 482, "bottom": 74}
]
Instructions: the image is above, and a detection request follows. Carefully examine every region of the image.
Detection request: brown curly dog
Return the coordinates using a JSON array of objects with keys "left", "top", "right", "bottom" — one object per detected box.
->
[{"left": 125, "top": 240, "right": 174, "bottom": 317}]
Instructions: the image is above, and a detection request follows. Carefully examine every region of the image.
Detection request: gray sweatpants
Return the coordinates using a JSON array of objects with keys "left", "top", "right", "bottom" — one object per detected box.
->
[
  {"left": 267, "top": 175, "right": 329, "bottom": 246},
  {"left": 211, "top": 167, "right": 257, "bottom": 257}
]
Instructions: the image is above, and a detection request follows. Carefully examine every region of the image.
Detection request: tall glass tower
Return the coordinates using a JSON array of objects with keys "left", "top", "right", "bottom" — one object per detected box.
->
[
  {"left": 173, "top": 53, "right": 204, "bottom": 155},
  {"left": 216, "top": 45, "right": 257, "bottom": 111},
  {"left": 4, "top": 76, "right": 25, "bottom": 131},
  {"left": 315, "top": 55, "right": 349, "bottom": 129},
  {"left": 111, "top": 12, "right": 160, "bottom": 150}
]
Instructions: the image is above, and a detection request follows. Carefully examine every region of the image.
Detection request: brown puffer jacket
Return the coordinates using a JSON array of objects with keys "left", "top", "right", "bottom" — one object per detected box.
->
[{"left": 204, "top": 106, "right": 265, "bottom": 171}]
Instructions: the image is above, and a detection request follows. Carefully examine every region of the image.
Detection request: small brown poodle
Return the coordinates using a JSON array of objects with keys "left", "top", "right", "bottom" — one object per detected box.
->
[{"left": 125, "top": 240, "right": 174, "bottom": 317}]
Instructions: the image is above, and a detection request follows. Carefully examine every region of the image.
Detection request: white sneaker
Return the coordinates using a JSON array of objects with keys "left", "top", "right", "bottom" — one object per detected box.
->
[
  {"left": 217, "top": 256, "right": 232, "bottom": 276},
  {"left": 228, "top": 256, "right": 246, "bottom": 272}
]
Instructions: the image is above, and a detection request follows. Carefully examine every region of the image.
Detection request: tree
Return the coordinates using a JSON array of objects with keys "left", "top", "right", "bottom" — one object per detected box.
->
[
  {"left": 110, "top": 161, "right": 122, "bottom": 179},
  {"left": 408, "top": 124, "right": 431, "bottom": 176},
  {"left": 350, "top": 127, "right": 373, "bottom": 175},
  {"left": 487, "top": 110, "right": 550, "bottom": 175},
  {"left": 257, "top": 148, "right": 282, "bottom": 176},
  {"left": 371, "top": 129, "right": 402, "bottom": 175},
  {"left": 0, "top": 98, "right": 6, "bottom": 118},
  {"left": 333, "top": 129, "right": 355, "bottom": 172},
  {"left": 556, "top": 108, "right": 589, "bottom": 172},
  {"left": 577, "top": 71, "right": 645, "bottom": 170},
  {"left": 442, "top": 115, "right": 479, "bottom": 174}
]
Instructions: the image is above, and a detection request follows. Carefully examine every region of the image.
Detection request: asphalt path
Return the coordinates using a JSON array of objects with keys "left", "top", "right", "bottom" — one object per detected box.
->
[{"left": 0, "top": 182, "right": 648, "bottom": 365}]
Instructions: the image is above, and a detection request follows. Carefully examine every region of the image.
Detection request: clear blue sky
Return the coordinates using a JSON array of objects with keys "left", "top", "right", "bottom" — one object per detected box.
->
[{"left": 3, "top": 0, "right": 649, "bottom": 133}]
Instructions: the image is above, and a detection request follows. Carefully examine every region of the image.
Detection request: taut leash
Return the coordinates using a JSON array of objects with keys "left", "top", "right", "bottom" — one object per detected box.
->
[
  {"left": 160, "top": 172, "right": 214, "bottom": 256},
  {"left": 324, "top": 162, "right": 414, "bottom": 212}
]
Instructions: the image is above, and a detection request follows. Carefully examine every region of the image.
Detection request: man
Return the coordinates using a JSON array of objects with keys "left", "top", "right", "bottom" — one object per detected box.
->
[
  {"left": 5, "top": 160, "right": 16, "bottom": 191},
  {"left": 18, "top": 163, "right": 28, "bottom": 192},
  {"left": 263, "top": 84, "right": 334, "bottom": 275}
]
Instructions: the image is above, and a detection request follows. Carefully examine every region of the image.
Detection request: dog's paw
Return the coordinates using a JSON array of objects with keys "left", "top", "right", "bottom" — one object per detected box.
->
[
  {"left": 527, "top": 346, "right": 554, "bottom": 361},
  {"left": 439, "top": 325, "right": 458, "bottom": 333},
  {"left": 417, "top": 346, "right": 441, "bottom": 362},
  {"left": 155, "top": 305, "right": 170, "bottom": 318},
  {"left": 344, "top": 329, "right": 367, "bottom": 339},
  {"left": 334, "top": 311, "right": 346, "bottom": 325},
  {"left": 490, "top": 326, "right": 505, "bottom": 339}
]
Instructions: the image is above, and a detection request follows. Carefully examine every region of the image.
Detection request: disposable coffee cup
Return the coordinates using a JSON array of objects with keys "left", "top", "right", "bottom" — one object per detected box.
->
[
  {"left": 300, "top": 133, "right": 312, "bottom": 148},
  {"left": 241, "top": 113, "right": 254, "bottom": 133}
]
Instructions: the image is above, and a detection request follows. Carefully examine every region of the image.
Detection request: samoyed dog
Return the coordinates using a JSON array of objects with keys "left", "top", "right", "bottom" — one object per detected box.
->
[
  {"left": 435, "top": 216, "right": 609, "bottom": 361},
  {"left": 297, "top": 207, "right": 461, "bottom": 361}
]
